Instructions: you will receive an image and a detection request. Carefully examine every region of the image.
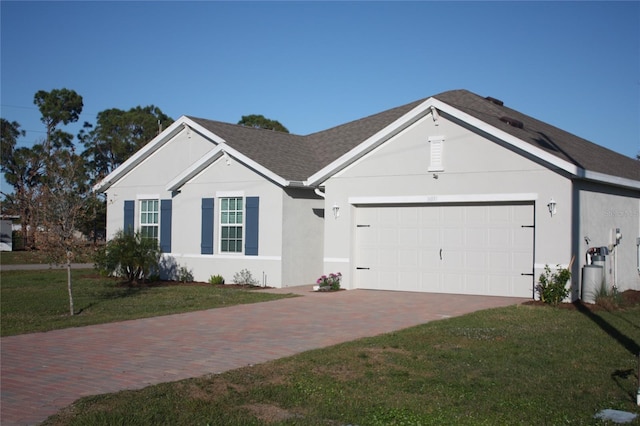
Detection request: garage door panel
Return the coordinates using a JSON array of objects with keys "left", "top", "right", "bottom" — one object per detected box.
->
[
  {"left": 399, "top": 228, "right": 419, "bottom": 245},
  {"left": 399, "top": 249, "right": 419, "bottom": 268},
  {"left": 355, "top": 203, "right": 534, "bottom": 297}
]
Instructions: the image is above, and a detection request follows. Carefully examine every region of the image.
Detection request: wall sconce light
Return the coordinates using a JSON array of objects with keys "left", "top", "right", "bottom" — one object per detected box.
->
[
  {"left": 547, "top": 198, "right": 557, "bottom": 217},
  {"left": 332, "top": 203, "right": 340, "bottom": 219}
]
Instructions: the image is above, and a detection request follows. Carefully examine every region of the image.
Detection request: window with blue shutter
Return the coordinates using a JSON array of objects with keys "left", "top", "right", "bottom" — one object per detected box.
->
[
  {"left": 201, "top": 198, "right": 214, "bottom": 254},
  {"left": 124, "top": 200, "right": 135, "bottom": 234},
  {"left": 160, "top": 199, "right": 172, "bottom": 253},
  {"left": 245, "top": 196, "right": 259, "bottom": 256}
]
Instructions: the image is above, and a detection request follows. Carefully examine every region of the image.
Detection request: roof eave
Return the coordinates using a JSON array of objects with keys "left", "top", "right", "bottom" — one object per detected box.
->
[
  {"left": 166, "top": 142, "right": 291, "bottom": 192},
  {"left": 305, "top": 98, "right": 437, "bottom": 187}
]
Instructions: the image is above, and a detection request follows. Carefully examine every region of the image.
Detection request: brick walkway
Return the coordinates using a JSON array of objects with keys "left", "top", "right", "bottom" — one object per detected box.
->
[{"left": 0, "top": 286, "right": 525, "bottom": 425}]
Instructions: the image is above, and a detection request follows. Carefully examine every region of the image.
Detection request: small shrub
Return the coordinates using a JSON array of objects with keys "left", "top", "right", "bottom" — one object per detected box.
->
[
  {"left": 316, "top": 272, "right": 342, "bottom": 291},
  {"left": 94, "top": 229, "right": 161, "bottom": 283},
  {"left": 208, "top": 274, "right": 225, "bottom": 285},
  {"left": 233, "top": 269, "right": 259, "bottom": 286},
  {"left": 536, "top": 264, "right": 571, "bottom": 306},
  {"left": 177, "top": 266, "right": 194, "bottom": 283},
  {"left": 594, "top": 282, "right": 622, "bottom": 310}
]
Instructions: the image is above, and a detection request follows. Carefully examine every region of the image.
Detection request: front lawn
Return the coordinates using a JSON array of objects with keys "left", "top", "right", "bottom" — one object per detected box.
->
[
  {"left": 0, "top": 269, "right": 293, "bottom": 336},
  {"left": 43, "top": 302, "right": 640, "bottom": 425}
]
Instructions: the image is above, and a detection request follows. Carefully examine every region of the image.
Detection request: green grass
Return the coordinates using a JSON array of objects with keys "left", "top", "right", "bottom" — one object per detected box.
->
[
  {"left": 42, "top": 303, "right": 640, "bottom": 425},
  {"left": 0, "top": 248, "right": 96, "bottom": 265},
  {"left": 0, "top": 269, "right": 293, "bottom": 336},
  {"left": 0, "top": 250, "right": 57, "bottom": 265}
]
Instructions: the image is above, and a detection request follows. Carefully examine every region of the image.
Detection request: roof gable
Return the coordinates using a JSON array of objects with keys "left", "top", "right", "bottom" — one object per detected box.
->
[
  {"left": 95, "top": 90, "right": 639, "bottom": 193},
  {"left": 433, "top": 90, "right": 639, "bottom": 183}
]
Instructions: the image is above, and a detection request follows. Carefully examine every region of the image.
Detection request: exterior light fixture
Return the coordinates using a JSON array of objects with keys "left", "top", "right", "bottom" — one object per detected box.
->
[
  {"left": 332, "top": 203, "right": 340, "bottom": 219},
  {"left": 547, "top": 198, "right": 557, "bottom": 217}
]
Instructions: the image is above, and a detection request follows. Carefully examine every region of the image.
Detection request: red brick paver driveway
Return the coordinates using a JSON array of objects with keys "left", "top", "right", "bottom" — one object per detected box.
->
[{"left": 1, "top": 286, "right": 525, "bottom": 425}]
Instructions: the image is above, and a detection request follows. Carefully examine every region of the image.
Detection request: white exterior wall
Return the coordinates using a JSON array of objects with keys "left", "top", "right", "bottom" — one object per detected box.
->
[
  {"left": 576, "top": 181, "right": 640, "bottom": 292},
  {"left": 103, "top": 127, "right": 323, "bottom": 288},
  {"left": 322, "top": 114, "right": 574, "bottom": 294},
  {"left": 281, "top": 188, "right": 325, "bottom": 287},
  {"left": 104, "top": 128, "right": 214, "bottom": 240},
  {"left": 167, "top": 154, "right": 285, "bottom": 285}
]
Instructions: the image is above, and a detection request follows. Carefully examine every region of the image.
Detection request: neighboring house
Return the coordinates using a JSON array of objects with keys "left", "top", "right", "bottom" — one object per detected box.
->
[
  {"left": 94, "top": 89, "right": 640, "bottom": 299},
  {"left": 0, "top": 219, "right": 13, "bottom": 251}
]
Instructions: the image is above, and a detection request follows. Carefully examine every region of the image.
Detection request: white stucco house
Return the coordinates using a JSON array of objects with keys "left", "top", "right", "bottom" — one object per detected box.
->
[{"left": 94, "top": 89, "right": 640, "bottom": 299}]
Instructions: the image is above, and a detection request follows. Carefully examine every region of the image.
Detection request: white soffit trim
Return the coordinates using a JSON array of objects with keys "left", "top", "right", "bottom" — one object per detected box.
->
[
  {"left": 583, "top": 170, "right": 640, "bottom": 190},
  {"left": 349, "top": 193, "right": 538, "bottom": 205},
  {"left": 305, "top": 100, "right": 436, "bottom": 186},
  {"left": 93, "top": 116, "right": 226, "bottom": 193}
]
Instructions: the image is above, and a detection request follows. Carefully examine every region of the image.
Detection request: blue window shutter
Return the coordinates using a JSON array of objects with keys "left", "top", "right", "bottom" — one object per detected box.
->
[
  {"left": 245, "top": 196, "right": 259, "bottom": 256},
  {"left": 201, "top": 198, "right": 214, "bottom": 254},
  {"left": 160, "top": 199, "right": 172, "bottom": 253},
  {"left": 124, "top": 200, "right": 134, "bottom": 234}
]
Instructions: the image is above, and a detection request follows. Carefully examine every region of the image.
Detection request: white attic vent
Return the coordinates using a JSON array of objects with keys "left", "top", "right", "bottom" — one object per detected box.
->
[{"left": 428, "top": 136, "right": 445, "bottom": 172}]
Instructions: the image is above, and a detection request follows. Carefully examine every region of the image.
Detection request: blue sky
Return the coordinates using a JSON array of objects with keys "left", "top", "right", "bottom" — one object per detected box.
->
[{"left": 1, "top": 1, "right": 639, "bottom": 178}]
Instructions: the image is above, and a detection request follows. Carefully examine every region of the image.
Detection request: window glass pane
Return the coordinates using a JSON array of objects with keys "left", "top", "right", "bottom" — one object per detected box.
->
[{"left": 220, "top": 197, "right": 244, "bottom": 253}]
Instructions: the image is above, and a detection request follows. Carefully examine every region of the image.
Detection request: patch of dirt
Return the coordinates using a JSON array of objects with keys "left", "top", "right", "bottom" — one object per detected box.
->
[
  {"left": 242, "top": 403, "right": 303, "bottom": 424},
  {"left": 523, "top": 290, "right": 640, "bottom": 311}
]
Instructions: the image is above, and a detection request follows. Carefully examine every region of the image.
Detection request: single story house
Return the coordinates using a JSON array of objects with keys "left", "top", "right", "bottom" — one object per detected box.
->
[{"left": 94, "top": 89, "right": 640, "bottom": 299}]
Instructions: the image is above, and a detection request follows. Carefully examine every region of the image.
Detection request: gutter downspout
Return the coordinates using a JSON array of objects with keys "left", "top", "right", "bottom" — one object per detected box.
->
[{"left": 314, "top": 188, "right": 326, "bottom": 198}]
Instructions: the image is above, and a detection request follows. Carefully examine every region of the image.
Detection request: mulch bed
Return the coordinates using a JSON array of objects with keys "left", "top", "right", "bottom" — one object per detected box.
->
[{"left": 523, "top": 290, "right": 640, "bottom": 311}]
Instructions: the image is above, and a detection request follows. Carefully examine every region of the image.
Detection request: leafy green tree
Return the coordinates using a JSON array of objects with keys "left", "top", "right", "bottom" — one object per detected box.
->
[
  {"left": 0, "top": 119, "right": 44, "bottom": 248},
  {"left": 237, "top": 114, "right": 289, "bottom": 133},
  {"left": 94, "top": 229, "right": 161, "bottom": 283},
  {"left": 0, "top": 118, "right": 25, "bottom": 159},
  {"left": 81, "top": 105, "right": 173, "bottom": 180},
  {"left": 33, "top": 88, "right": 83, "bottom": 151}
]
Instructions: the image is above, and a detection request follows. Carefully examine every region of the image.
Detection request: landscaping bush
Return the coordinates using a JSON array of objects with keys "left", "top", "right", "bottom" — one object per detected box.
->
[
  {"left": 177, "top": 266, "right": 194, "bottom": 283},
  {"left": 536, "top": 264, "right": 570, "bottom": 306},
  {"left": 208, "top": 274, "right": 225, "bottom": 285},
  {"left": 233, "top": 269, "right": 258, "bottom": 286},
  {"left": 94, "top": 229, "right": 161, "bottom": 283}
]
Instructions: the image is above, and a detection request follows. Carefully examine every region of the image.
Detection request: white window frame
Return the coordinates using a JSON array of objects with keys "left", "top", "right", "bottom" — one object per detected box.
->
[
  {"left": 139, "top": 199, "right": 159, "bottom": 243},
  {"left": 428, "top": 135, "right": 445, "bottom": 172},
  {"left": 219, "top": 195, "right": 245, "bottom": 254}
]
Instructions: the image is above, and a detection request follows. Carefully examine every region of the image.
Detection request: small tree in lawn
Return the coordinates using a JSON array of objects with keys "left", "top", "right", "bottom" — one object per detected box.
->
[{"left": 38, "top": 148, "right": 92, "bottom": 316}]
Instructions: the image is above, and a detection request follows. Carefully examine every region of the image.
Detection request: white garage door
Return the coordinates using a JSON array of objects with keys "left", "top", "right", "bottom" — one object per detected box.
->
[{"left": 354, "top": 203, "right": 534, "bottom": 297}]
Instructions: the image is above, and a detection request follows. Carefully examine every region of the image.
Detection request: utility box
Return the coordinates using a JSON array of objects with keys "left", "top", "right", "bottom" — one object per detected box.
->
[{"left": 581, "top": 265, "right": 603, "bottom": 304}]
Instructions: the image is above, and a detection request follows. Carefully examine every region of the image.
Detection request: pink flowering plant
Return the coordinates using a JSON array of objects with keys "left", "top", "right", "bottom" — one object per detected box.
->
[{"left": 316, "top": 272, "right": 342, "bottom": 291}]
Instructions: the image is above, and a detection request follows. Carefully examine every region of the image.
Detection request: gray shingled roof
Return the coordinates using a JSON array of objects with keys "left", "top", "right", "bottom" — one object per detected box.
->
[{"left": 188, "top": 89, "right": 639, "bottom": 184}]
